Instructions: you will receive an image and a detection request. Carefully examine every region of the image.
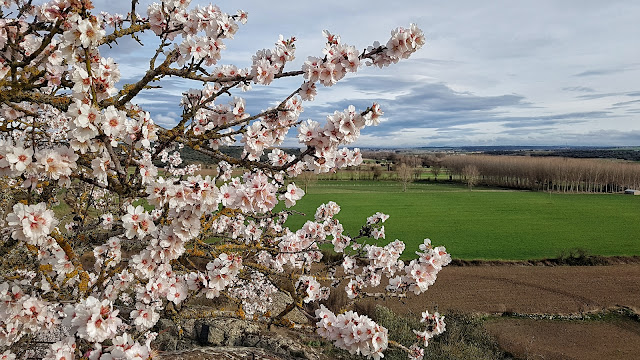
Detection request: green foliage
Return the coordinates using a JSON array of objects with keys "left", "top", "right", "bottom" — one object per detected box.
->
[{"left": 285, "top": 181, "right": 640, "bottom": 260}]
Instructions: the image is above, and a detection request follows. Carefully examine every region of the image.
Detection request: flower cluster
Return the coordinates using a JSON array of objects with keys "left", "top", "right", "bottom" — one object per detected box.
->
[
  {"left": 0, "top": 281, "right": 59, "bottom": 347},
  {"left": 201, "top": 253, "right": 243, "bottom": 299},
  {"left": 241, "top": 95, "right": 305, "bottom": 161},
  {"left": 227, "top": 272, "right": 278, "bottom": 316},
  {"left": 61, "top": 14, "right": 106, "bottom": 50},
  {"left": 69, "top": 56, "right": 120, "bottom": 101},
  {"left": 387, "top": 239, "right": 452, "bottom": 295},
  {"left": 44, "top": 337, "right": 76, "bottom": 360},
  {"left": 316, "top": 305, "right": 388, "bottom": 359},
  {"left": 87, "top": 332, "right": 154, "bottom": 360},
  {"left": 122, "top": 205, "right": 157, "bottom": 240},
  {"left": 5, "top": 203, "right": 58, "bottom": 246},
  {"left": 298, "top": 105, "right": 366, "bottom": 148},
  {"left": 296, "top": 276, "right": 329, "bottom": 303},
  {"left": 280, "top": 183, "right": 305, "bottom": 208},
  {"left": 219, "top": 172, "right": 278, "bottom": 213},
  {"left": 251, "top": 35, "right": 297, "bottom": 85},
  {"left": 367, "top": 24, "right": 426, "bottom": 68},
  {"left": 63, "top": 296, "right": 122, "bottom": 343},
  {"left": 302, "top": 30, "right": 360, "bottom": 87},
  {"left": 406, "top": 311, "right": 447, "bottom": 360},
  {"left": 93, "top": 237, "right": 122, "bottom": 270},
  {"left": 413, "top": 310, "right": 446, "bottom": 348},
  {"left": 341, "top": 240, "right": 406, "bottom": 299},
  {"left": 148, "top": 1, "right": 246, "bottom": 66},
  {"left": 0, "top": 143, "right": 78, "bottom": 187}
]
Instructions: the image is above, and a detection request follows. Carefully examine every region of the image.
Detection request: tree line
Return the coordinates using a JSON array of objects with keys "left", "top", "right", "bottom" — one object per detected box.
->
[{"left": 440, "top": 155, "right": 640, "bottom": 193}]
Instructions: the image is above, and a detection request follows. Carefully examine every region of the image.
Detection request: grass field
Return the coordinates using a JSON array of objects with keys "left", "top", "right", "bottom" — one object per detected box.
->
[{"left": 283, "top": 181, "right": 640, "bottom": 260}]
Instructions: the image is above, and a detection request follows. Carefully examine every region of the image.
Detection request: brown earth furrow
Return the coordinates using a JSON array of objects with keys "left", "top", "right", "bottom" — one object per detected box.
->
[
  {"left": 483, "top": 317, "right": 640, "bottom": 360},
  {"left": 369, "top": 264, "right": 640, "bottom": 360},
  {"left": 471, "top": 274, "right": 597, "bottom": 309},
  {"left": 377, "top": 264, "right": 640, "bottom": 315}
]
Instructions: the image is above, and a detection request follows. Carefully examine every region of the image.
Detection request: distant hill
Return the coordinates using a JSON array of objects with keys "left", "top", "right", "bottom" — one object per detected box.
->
[
  {"left": 176, "top": 146, "right": 304, "bottom": 166},
  {"left": 484, "top": 148, "right": 640, "bottom": 161},
  {"left": 363, "top": 146, "right": 640, "bottom": 162},
  {"left": 414, "top": 145, "right": 614, "bottom": 152}
]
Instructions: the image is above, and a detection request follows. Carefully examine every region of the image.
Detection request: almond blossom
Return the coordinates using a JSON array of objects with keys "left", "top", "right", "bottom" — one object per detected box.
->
[
  {"left": 6, "top": 203, "right": 58, "bottom": 245},
  {"left": 5, "top": 145, "right": 33, "bottom": 173},
  {"left": 297, "top": 276, "right": 329, "bottom": 303},
  {"left": 280, "top": 183, "right": 305, "bottom": 208},
  {"left": 0, "top": 1, "right": 442, "bottom": 358},
  {"left": 122, "top": 205, "right": 157, "bottom": 240},
  {"left": 315, "top": 305, "right": 388, "bottom": 359}
]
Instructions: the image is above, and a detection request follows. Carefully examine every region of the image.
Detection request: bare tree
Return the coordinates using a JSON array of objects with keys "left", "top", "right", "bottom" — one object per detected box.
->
[
  {"left": 425, "top": 154, "right": 444, "bottom": 181},
  {"left": 413, "top": 167, "right": 423, "bottom": 181},
  {"left": 462, "top": 165, "right": 480, "bottom": 190},
  {"left": 372, "top": 165, "right": 383, "bottom": 181},
  {"left": 431, "top": 160, "right": 443, "bottom": 181},
  {"left": 298, "top": 171, "right": 318, "bottom": 193},
  {"left": 397, "top": 163, "right": 413, "bottom": 192}
]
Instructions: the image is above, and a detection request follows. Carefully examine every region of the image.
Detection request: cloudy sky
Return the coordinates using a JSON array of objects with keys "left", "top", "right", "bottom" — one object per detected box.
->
[{"left": 95, "top": 0, "right": 640, "bottom": 148}]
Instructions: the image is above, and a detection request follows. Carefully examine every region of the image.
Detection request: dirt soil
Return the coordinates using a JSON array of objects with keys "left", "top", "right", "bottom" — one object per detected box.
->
[
  {"left": 376, "top": 264, "right": 640, "bottom": 360},
  {"left": 483, "top": 316, "right": 640, "bottom": 360}
]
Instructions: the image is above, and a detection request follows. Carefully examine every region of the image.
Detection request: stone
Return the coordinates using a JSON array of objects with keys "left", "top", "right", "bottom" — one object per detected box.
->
[
  {"left": 270, "top": 292, "right": 309, "bottom": 324},
  {"left": 194, "top": 318, "right": 261, "bottom": 346}
]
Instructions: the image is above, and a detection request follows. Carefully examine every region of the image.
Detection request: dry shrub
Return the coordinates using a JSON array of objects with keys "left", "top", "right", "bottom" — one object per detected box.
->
[
  {"left": 320, "top": 248, "right": 343, "bottom": 265},
  {"left": 554, "top": 248, "right": 608, "bottom": 266},
  {"left": 372, "top": 306, "right": 510, "bottom": 360},
  {"left": 353, "top": 301, "right": 377, "bottom": 319},
  {"left": 315, "top": 305, "right": 513, "bottom": 359},
  {"left": 321, "top": 285, "right": 349, "bottom": 314}
]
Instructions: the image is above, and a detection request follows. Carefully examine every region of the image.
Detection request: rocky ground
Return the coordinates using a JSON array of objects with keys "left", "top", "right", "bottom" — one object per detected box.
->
[{"left": 154, "top": 263, "right": 640, "bottom": 359}]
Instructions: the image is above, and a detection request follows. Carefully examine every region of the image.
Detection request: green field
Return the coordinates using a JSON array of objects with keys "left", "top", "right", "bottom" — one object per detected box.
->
[{"left": 284, "top": 181, "right": 640, "bottom": 260}]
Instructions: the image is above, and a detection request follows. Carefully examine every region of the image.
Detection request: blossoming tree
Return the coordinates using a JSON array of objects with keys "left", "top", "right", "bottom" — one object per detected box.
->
[{"left": 0, "top": 0, "right": 451, "bottom": 359}]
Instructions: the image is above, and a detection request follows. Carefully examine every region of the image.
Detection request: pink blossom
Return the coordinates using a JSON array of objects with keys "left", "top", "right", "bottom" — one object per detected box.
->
[
  {"left": 0, "top": 5, "right": 438, "bottom": 358},
  {"left": 280, "top": 183, "right": 305, "bottom": 208},
  {"left": 6, "top": 202, "right": 58, "bottom": 244},
  {"left": 5, "top": 145, "right": 33, "bottom": 173}
]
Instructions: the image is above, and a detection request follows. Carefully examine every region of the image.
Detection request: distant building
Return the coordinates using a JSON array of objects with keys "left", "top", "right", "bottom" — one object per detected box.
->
[{"left": 624, "top": 189, "right": 640, "bottom": 195}]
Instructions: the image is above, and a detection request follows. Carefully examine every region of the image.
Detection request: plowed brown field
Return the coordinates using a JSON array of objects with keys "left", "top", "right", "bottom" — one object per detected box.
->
[{"left": 376, "top": 264, "right": 640, "bottom": 360}]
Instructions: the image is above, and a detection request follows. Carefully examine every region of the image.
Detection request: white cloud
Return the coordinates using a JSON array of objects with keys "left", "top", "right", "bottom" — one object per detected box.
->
[
  {"left": 94, "top": 0, "right": 640, "bottom": 147},
  {"left": 153, "top": 112, "right": 180, "bottom": 129}
]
